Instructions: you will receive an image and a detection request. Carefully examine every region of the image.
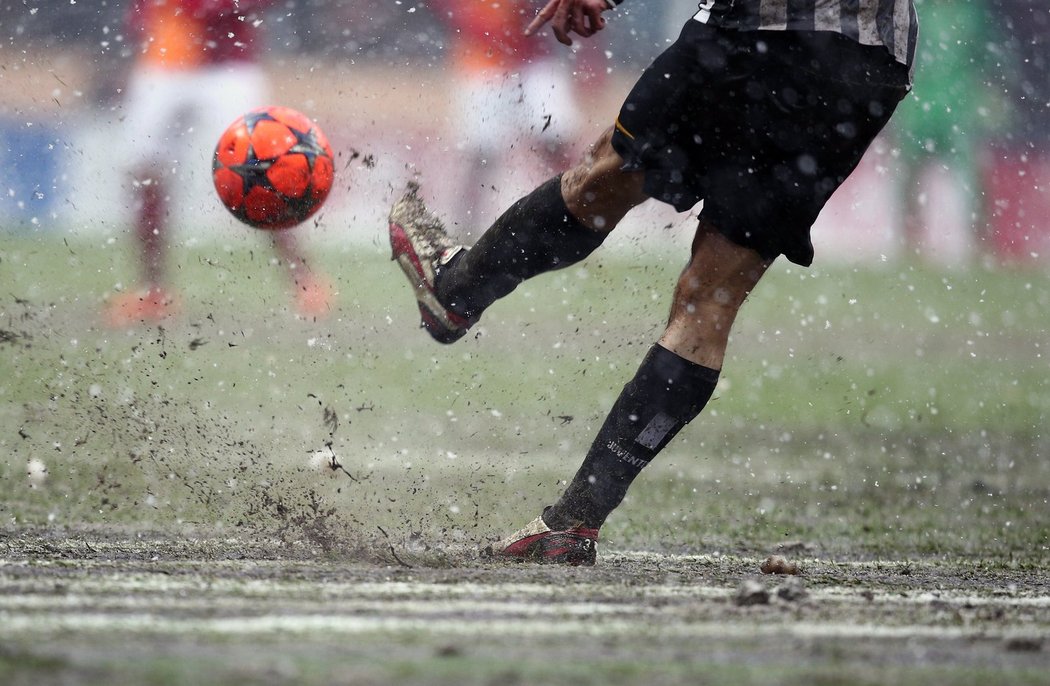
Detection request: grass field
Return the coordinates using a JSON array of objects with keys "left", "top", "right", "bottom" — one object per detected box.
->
[{"left": 1, "top": 232, "right": 1049, "bottom": 684}]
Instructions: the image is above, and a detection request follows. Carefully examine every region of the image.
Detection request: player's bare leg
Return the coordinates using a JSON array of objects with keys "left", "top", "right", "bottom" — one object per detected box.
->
[
  {"left": 560, "top": 125, "right": 647, "bottom": 231},
  {"left": 659, "top": 220, "right": 773, "bottom": 369},
  {"left": 270, "top": 229, "right": 333, "bottom": 319},
  {"left": 104, "top": 171, "right": 179, "bottom": 327},
  {"left": 136, "top": 177, "right": 167, "bottom": 290}
]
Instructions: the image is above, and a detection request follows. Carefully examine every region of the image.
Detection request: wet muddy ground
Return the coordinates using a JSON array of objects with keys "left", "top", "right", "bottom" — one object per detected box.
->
[{"left": 2, "top": 528, "right": 1048, "bottom": 685}]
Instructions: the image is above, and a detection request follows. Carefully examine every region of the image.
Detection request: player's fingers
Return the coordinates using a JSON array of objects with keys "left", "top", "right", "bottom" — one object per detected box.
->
[
  {"left": 571, "top": 3, "right": 594, "bottom": 37},
  {"left": 551, "top": 22, "right": 573, "bottom": 46},
  {"left": 550, "top": 0, "right": 574, "bottom": 45},
  {"left": 524, "top": 0, "right": 559, "bottom": 36},
  {"left": 585, "top": 5, "right": 607, "bottom": 33}
]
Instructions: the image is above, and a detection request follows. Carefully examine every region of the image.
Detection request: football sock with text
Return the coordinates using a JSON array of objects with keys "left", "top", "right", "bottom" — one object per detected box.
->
[
  {"left": 435, "top": 174, "right": 607, "bottom": 321},
  {"left": 542, "top": 344, "right": 720, "bottom": 530}
]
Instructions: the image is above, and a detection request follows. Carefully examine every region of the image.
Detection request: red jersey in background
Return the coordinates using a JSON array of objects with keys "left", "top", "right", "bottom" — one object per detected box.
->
[
  {"left": 126, "top": 0, "right": 275, "bottom": 69},
  {"left": 433, "top": 0, "right": 548, "bottom": 74}
]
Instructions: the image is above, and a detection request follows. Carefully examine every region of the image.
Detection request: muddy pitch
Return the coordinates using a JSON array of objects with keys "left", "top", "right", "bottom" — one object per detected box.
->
[{"left": 1, "top": 529, "right": 1048, "bottom": 686}]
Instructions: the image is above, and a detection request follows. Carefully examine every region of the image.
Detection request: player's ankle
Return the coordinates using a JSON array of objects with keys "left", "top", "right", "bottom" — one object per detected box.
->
[
  {"left": 433, "top": 250, "right": 472, "bottom": 318},
  {"left": 541, "top": 504, "right": 600, "bottom": 532}
]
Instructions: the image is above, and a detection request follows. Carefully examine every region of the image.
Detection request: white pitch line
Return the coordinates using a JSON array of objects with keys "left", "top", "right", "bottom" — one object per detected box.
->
[
  {"left": 0, "top": 610, "right": 1021, "bottom": 643},
  {"left": 3, "top": 574, "right": 1049, "bottom": 609}
]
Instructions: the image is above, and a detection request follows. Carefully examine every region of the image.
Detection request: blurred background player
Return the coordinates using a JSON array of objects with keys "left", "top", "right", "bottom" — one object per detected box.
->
[
  {"left": 433, "top": 0, "right": 586, "bottom": 234},
  {"left": 105, "top": 0, "right": 333, "bottom": 326},
  {"left": 892, "top": 0, "right": 994, "bottom": 263}
]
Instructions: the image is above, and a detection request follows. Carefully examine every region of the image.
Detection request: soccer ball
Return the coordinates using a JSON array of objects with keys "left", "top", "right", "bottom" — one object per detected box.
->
[{"left": 212, "top": 106, "right": 335, "bottom": 230}]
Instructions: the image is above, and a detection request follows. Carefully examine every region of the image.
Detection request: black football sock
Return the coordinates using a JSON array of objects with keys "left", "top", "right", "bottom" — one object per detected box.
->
[
  {"left": 543, "top": 344, "right": 720, "bottom": 530},
  {"left": 435, "top": 174, "right": 607, "bottom": 320}
]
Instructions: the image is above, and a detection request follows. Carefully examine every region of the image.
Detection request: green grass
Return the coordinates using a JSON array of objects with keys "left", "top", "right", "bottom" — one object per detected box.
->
[{"left": 1, "top": 233, "right": 1048, "bottom": 559}]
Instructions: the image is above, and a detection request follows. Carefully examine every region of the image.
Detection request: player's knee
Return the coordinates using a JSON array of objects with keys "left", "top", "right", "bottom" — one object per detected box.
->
[
  {"left": 561, "top": 129, "right": 645, "bottom": 230},
  {"left": 565, "top": 128, "right": 613, "bottom": 183}
]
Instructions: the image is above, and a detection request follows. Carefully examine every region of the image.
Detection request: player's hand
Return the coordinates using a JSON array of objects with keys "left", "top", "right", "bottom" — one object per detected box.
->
[{"left": 525, "top": 0, "right": 610, "bottom": 46}]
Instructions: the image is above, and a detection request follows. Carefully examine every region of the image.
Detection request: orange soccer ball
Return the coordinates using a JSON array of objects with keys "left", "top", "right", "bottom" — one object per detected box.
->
[{"left": 212, "top": 106, "right": 334, "bottom": 230}]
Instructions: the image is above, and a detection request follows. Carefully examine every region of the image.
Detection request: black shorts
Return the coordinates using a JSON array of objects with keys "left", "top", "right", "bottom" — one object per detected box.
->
[{"left": 611, "top": 21, "right": 910, "bottom": 266}]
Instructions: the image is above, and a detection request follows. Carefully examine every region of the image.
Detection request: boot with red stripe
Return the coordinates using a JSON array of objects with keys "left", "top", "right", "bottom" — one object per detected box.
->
[
  {"left": 388, "top": 183, "right": 474, "bottom": 344},
  {"left": 487, "top": 513, "right": 599, "bottom": 566}
]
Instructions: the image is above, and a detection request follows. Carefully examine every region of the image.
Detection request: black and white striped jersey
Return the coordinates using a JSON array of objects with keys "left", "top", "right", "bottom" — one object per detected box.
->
[{"left": 693, "top": 0, "right": 918, "bottom": 70}]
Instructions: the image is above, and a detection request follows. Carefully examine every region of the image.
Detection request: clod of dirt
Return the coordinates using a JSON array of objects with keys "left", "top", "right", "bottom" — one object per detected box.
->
[
  {"left": 308, "top": 448, "right": 341, "bottom": 478},
  {"left": 760, "top": 554, "right": 800, "bottom": 575},
  {"left": 735, "top": 579, "right": 770, "bottom": 606}
]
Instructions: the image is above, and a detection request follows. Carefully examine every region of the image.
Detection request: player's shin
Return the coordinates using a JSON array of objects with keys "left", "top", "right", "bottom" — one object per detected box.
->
[
  {"left": 136, "top": 179, "right": 167, "bottom": 288},
  {"left": 543, "top": 344, "right": 720, "bottom": 530},
  {"left": 435, "top": 174, "right": 607, "bottom": 320}
]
